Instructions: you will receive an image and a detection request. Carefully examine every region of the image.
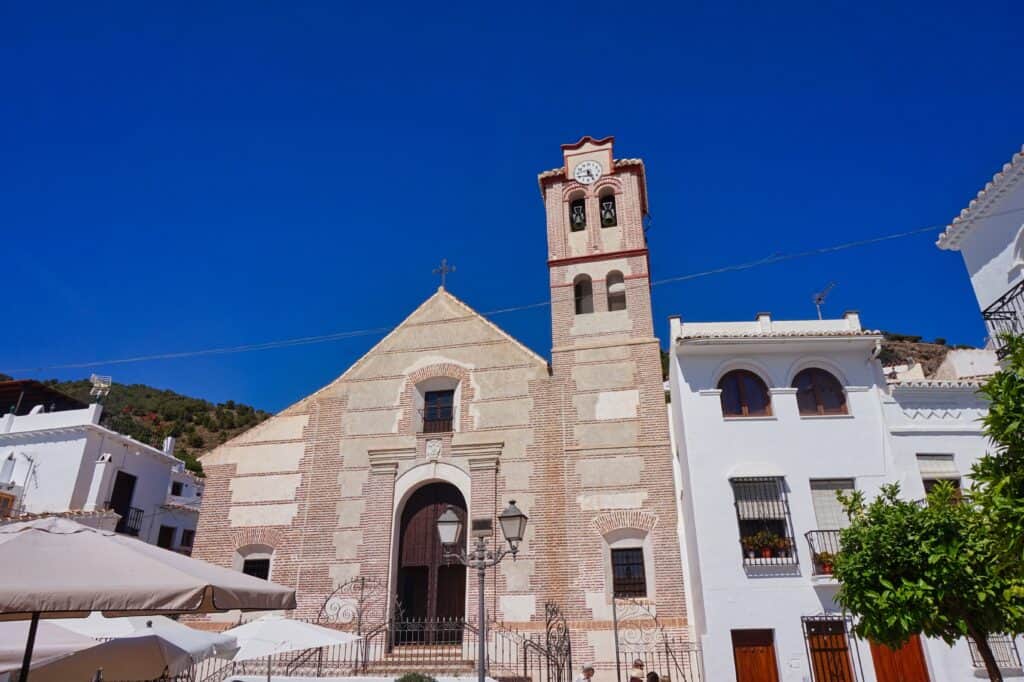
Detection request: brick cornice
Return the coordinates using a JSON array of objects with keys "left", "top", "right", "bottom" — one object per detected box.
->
[
  {"left": 547, "top": 248, "right": 648, "bottom": 267},
  {"left": 367, "top": 446, "right": 417, "bottom": 471}
]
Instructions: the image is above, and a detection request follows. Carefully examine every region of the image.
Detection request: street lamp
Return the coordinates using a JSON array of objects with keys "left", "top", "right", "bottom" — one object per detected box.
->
[{"left": 438, "top": 500, "right": 528, "bottom": 682}]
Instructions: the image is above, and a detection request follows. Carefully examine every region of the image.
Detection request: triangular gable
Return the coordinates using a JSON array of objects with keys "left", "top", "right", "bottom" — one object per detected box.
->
[{"left": 279, "top": 287, "right": 547, "bottom": 414}]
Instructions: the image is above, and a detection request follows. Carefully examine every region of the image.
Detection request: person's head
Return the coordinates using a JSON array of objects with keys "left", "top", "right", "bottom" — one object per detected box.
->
[
  {"left": 646, "top": 672, "right": 660, "bottom": 682},
  {"left": 582, "top": 664, "right": 595, "bottom": 678}
]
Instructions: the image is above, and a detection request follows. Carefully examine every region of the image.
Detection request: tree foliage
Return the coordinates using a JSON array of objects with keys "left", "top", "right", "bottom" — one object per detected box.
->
[{"left": 834, "top": 334, "right": 1024, "bottom": 681}]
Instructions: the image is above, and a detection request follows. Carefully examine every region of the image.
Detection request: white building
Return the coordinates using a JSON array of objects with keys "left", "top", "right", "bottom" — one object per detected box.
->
[
  {"left": 668, "top": 313, "right": 1019, "bottom": 682},
  {"left": 0, "top": 380, "right": 202, "bottom": 554},
  {"left": 937, "top": 144, "right": 1024, "bottom": 354}
]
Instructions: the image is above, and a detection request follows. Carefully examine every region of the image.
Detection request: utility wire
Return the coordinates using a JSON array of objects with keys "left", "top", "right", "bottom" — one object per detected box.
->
[{"left": 7, "top": 208, "right": 1022, "bottom": 375}]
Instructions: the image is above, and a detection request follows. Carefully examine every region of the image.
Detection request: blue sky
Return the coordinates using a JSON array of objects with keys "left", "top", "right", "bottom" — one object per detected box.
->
[{"left": 2, "top": 1, "right": 1022, "bottom": 411}]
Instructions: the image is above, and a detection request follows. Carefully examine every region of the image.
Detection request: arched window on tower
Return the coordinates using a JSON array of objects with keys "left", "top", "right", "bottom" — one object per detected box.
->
[
  {"left": 600, "top": 191, "right": 618, "bottom": 227},
  {"left": 574, "top": 275, "right": 594, "bottom": 315},
  {"left": 792, "top": 368, "right": 847, "bottom": 416},
  {"left": 569, "top": 197, "right": 587, "bottom": 232},
  {"left": 607, "top": 271, "right": 627, "bottom": 311},
  {"left": 718, "top": 370, "right": 772, "bottom": 417}
]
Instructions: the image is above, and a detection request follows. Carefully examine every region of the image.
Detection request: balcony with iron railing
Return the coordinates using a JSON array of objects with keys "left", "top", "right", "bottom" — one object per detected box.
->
[
  {"left": 805, "top": 530, "right": 841, "bottom": 578},
  {"left": 983, "top": 280, "right": 1024, "bottom": 357},
  {"left": 114, "top": 506, "right": 144, "bottom": 536},
  {"left": 420, "top": 406, "right": 454, "bottom": 434}
]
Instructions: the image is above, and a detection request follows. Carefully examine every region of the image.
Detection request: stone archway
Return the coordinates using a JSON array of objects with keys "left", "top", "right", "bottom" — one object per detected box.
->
[{"left": 396, "top": 481, "right": 467, "bottom": 643}]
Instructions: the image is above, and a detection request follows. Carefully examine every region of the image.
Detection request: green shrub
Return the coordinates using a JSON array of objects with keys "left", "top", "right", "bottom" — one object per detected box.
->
[{"left": 396, "top": 674, "right": 438, "bottom": 682}]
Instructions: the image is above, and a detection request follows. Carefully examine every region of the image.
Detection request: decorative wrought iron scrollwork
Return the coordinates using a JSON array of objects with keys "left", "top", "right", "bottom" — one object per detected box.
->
[
  {"left": 316, "top": 576, "right": 388, "bottom": 634},
  {"left": 613, "top": 597, "right": 665, "bottom": 648},
  {"left": 545, "top": 601, "right": 573, "bottom": 682}
]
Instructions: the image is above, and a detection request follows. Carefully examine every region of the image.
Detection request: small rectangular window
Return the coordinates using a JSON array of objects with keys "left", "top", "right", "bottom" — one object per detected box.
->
[
  {"left": 968, "top": 634, "right": 1022, "bottom": 670},
  {"left": 611, "top": 547, "right": 647, "bottom": 598},
  {"left": 243, "top": 558, "right": 271, "bottom": 580},
  {"left": 170, "top": 481, "right": 184, "bottom": 496},
  {"left": 422, "top": 390, "right": 455, "bottom": 433},
  {"left": 731, "top": 477, "right": 797, "bottom": 565},
  {"left": 0, "top": 492, "right": 15, "bottom": 518},
  {"left": 180, "top": 529, "right": 195, "bottom": 548},
  {"left": 157, "top": 525, "right": 176, "bottom": 549}
]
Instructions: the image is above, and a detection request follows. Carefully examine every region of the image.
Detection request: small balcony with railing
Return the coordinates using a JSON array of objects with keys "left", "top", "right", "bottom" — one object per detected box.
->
[
  {"left": 983, "top": 280, "right": 1024, "bottom": 357},
  {"left": 114, "top": 506, "right": 144, "bottom": 536},
  {"left": 805, "top": 530, "right": 841, "bottom": 582}
]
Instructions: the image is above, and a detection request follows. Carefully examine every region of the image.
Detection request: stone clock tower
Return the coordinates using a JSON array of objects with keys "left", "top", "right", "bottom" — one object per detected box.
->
[{"left": 537, "top": 136, "right": 687, "bottom": 648}]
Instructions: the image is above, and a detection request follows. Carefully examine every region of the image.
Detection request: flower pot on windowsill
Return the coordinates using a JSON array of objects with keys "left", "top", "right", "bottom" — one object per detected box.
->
[
  {"left": 760, "top": 547, "right": 773, "bottom": 559},
  {"left": 821, "top": 562, "right": 834, "bottom": 574}
]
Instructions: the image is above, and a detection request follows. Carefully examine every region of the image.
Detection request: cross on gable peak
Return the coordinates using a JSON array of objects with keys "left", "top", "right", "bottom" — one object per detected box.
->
[{"left": 433, "top": 258, "right": 456, "bottom": 289}]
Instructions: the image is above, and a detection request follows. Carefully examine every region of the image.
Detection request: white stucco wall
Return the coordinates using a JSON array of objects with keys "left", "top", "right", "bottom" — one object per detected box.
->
[
  {"left": 668, "top": 316, "right": 1012, "bottom": 682},
  {"left": 951, "top": 176, "right": 1024, "bottom": 312}
]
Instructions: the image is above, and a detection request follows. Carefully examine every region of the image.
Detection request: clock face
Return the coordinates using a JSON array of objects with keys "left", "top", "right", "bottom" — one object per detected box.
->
[{"left": 573, "top": 160, "right": 603, "bottom": 185}]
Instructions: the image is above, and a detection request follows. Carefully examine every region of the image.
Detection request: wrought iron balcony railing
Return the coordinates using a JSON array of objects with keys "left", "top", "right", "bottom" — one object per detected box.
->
[
  {"left": 805, "top": 529, "right": 841, "bottom": 576},
  {"left": 114, "top": 506, "right": 144, "bottom": 536},
  {"left": 983, "top": 280, "right": 1024, "bottom": 357}
]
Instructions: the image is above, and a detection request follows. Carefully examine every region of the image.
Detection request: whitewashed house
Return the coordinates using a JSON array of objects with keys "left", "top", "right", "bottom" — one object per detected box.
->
[
  {"left": 668, "top": 313, "right": 1017, "bottom": 682},
  {"left": 0, "top": 380, "right": 202, "bottom": 553},
  {"left": 937, "top": 144, "right": 1024, "bottom": 355}
]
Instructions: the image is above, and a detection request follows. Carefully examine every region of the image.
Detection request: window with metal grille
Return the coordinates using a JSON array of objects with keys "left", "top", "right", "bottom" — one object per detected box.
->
[
  {"left": 803, "top": 616, "right": 859, "bottom": 681},
  {"left": 611, "top": 547, "right": 647, "bottom": 598},
  {"left": 731, "top": 477, "right": 797, "bottom": 565},
  {"left": 968, "top": 634, "right": 1022, "bottom": 669},
  {"left": 423, "top": 390, "right": 455, "bottom": 433},
  {"left": 242, "top": 558, "right": 270, "bottom": 580}
]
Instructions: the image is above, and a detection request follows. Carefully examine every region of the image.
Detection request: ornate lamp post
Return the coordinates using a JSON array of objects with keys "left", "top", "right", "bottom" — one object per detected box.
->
[{"left": 438, "top": 500, "right": 528, "bottom": 682}]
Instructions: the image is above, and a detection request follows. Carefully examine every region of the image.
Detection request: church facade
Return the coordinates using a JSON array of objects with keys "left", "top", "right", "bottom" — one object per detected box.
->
[{"left": 191, "top": 137, "right": 688, "bottom": 667}]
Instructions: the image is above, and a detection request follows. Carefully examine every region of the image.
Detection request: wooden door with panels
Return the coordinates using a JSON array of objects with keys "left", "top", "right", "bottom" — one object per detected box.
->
[
  {"left": 732, "top": 629, "right": 780, "bottom": 682},
  {"left": 870, "top": 635, "right": 930, "bottom": 682}
]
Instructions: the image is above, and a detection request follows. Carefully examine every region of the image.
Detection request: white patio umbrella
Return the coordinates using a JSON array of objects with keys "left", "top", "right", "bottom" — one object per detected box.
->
[
  {"left": 225, "top": 614, "right": 361, "bottom": 681},
  {"left": 53, "top": 613, "right": 239, "bottom": 662},
  {"left": 0, "top": 517, "right": 296, "bottom": 682},
  {"left": 0, "top": 621, "right": 99, "bottom": 674}
]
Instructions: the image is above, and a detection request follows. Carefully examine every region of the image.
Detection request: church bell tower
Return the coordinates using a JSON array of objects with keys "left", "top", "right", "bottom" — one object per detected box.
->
[{"left": 536, "top": 137, "right": 686, "bottom": 634}]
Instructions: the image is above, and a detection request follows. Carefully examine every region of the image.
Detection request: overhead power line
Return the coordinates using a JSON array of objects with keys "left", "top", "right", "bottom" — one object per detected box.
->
[{"left": 6, "top": 207, "right": 1022, "bottom": 375}]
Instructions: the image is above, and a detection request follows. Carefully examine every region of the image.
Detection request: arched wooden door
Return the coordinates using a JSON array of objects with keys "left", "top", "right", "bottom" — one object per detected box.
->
[{"left": 397, "top": 482, "right": 467, "bottom": 643}]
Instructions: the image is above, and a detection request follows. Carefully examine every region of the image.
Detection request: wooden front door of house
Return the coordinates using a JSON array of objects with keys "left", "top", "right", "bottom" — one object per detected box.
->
[
  {"left": 732, "top": 629, "right": 780, "bottom": 682},
  {"left": 805, "top": 619, "right": 856, "bottom": 682},
  {"left": 870, "top": 636, "right": 930, "bottom": 682},
  {"left": 397, "top": 482, "right": 466, "bottom": 643}
]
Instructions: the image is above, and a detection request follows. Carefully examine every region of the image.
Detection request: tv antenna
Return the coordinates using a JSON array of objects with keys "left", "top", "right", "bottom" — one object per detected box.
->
[
  {"left": 89, "top": 374, "right": 112, "bottom": 402},
  {"left": 812, "top": 282, "right": 836, "bottom": 320}
]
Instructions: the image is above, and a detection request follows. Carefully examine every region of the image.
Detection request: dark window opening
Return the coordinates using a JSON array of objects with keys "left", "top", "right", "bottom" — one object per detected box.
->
[
  {"left": 793, "top": 368, "right": 847, "bottom": 416},
  {"left": 570, "top": 198, "right": 587, "bottom": 231},
  {"left": 243, "top": 558, "right": 271, "bottom": 580},
  {"left": 574, "top": 276, "right": 594, "bottom": 315},
  {"left": 180, "top": 529, "right": 195, "bottom": 547},
  {"left": 170, "top": 481, "right": 183, "bottom": 496},
  {"left": 611, "top": 547, "right": 647, "bottom": 597},
  {"left": 423, "top": 389, "right": 455, "bottom": 433},
  {"left": 719, "top": 370, "right": 772, "bottom": 417},
  {"left": 600, "top": 193, "right": 617, "bottom": 227},
  {"left": 156, "top": 525, "right": 176, "bottom": 549}
]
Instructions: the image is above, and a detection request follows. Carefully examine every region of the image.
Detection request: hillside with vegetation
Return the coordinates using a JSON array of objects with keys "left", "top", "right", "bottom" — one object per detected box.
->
[{"left": 0, "top": 373, "right": 270, "bottom": 475}]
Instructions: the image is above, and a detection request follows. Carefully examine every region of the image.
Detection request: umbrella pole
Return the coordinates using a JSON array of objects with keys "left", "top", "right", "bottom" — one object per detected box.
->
[
  {"left": 19, "top": 611, "right": 40, "bottom": 682},
  {"left": 266, "top": 654, "right": 271, "bottom": 682}
]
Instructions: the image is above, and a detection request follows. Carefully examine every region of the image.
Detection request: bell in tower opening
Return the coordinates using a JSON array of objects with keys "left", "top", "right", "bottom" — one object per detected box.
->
[
  {"left": 570, "top": 197, "right": 587, "bottom": 231},
  {"left": 600, "top": 193, "right": 617, "bottom": 227}
]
